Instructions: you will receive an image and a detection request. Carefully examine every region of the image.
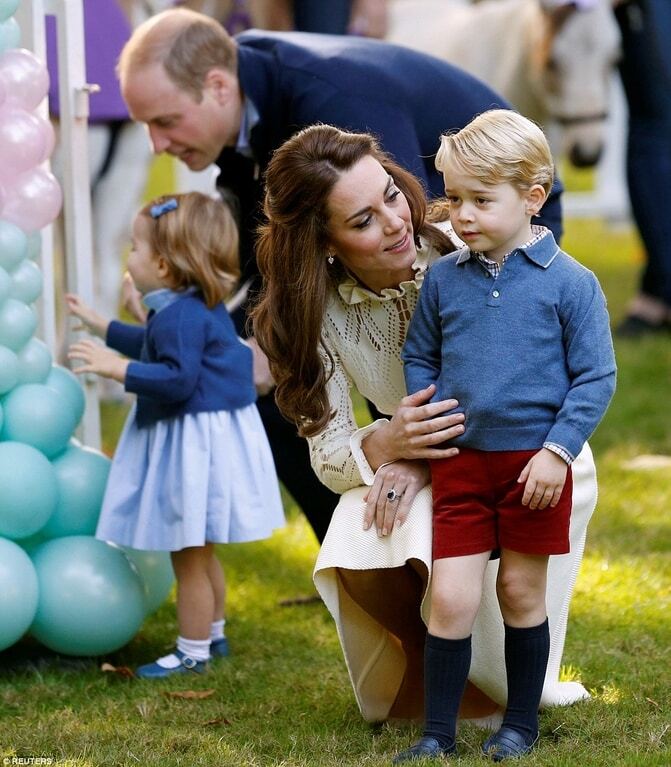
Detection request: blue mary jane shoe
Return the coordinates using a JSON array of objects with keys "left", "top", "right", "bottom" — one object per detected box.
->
[
  {"left": 210, "top": 637, "right": 230, "bottom": 658},
  {"left": 136, "top": 649, "right": 209, "bottom": 679},
  {"left": 392, "top": 736, "right": 456, "bottom": 764},
  {"left": 482, "top": 727, "right": 538, "bottom": 761}
]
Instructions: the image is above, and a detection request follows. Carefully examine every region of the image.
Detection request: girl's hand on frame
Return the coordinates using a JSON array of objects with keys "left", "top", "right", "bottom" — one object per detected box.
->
[
  {"left": 68, "top": 340, "right": 129, "bottom": 383},
  {"left": 369, "top": 384, "right": 465, "bottom": 464},
  {"left": 518, "top": 448, "right": 568, "bottom": 510},
  {"left": 363, "top": 459, "right": 430, "bottom": 536},
  {"left": 65, "top": 293, "right": 109, "bottom": 339},
  {"left": 120, "top": 272, "right": 147, "bottom": 324}
]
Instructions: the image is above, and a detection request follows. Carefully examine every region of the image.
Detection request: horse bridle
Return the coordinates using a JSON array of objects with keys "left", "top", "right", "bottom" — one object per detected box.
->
[{"left": 552, "top": 112, "right": 610, "bottom": 126}]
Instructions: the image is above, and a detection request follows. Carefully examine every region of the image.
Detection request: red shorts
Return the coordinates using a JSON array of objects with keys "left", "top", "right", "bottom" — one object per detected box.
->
[{"left": 430, "top": 448, "right": 572, "bottom": 560}]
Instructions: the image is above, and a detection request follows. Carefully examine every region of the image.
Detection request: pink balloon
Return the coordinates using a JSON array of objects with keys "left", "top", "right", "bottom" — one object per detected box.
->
[
  {"left": 0, "top": 179, "right": 5, "bottom": 214},
  {"left": 2, "top": 167, "right": 62, "bottom": 231},
  {"left": 0, "top": 49, "right": 49, "bottom": 111},
  {"left": 39, "top": 117, "right": 56, "bottom": 162},
  {"left": 0, "top": 106, "right": 49, "bottom": 179}
]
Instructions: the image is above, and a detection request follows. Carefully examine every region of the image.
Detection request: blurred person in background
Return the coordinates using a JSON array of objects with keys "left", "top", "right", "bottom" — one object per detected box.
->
[{"left": 614, "top": 0, "right": 671, "bottom": 336}]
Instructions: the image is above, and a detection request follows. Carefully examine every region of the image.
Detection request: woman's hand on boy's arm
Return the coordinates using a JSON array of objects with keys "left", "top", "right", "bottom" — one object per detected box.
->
[
  {"left": 518, "top": 448, "right": 568, "bottom": 510},
  {"left": 65, "top": 293, "right": 109, "bottom": 338},
  {"left": 68, "top": 339, "right": 129, "bottom": 383}
]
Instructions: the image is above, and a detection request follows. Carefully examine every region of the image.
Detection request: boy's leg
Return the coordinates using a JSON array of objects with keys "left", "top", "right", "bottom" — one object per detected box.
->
[
  {"left": 426, "top": 553, "right": 492, "bottom": 738},
  {"left": 483, "top": 551, "right": 550, "bottom": 760},
  {"left": 394, "top": 552, "right": 490, "bottom": 762}
]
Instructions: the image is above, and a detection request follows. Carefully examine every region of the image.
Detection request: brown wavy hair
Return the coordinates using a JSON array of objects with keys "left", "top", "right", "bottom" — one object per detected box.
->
[
  {"left": 252, "top": 124, "right": 455, "bottom": 437},
  {"left": 139, "top": 192, "right": 239, "bottom": 307}
]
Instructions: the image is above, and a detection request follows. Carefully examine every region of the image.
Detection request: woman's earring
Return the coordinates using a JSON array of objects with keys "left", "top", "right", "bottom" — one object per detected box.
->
[{"left": 327, "top": 253, "right": 335, "bottom": 265}]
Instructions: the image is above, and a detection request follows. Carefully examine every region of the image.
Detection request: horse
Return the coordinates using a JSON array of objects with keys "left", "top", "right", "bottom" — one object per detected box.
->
[{"left": 387, "top": 0, "right": 621, "bottom": 167}]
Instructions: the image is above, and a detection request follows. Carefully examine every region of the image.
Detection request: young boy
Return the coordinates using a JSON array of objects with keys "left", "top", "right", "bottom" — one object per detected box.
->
[{"left": 396, "top": 110, "right": 616, "bottom": 763}]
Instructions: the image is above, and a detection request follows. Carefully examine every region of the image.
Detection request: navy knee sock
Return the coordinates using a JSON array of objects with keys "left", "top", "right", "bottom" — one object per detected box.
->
[
  {"left": 501, "top": 618, "right": 550, "bottom": 743},
  {"left": 423, "top": 633, "right": 472, "bottom": 750}
]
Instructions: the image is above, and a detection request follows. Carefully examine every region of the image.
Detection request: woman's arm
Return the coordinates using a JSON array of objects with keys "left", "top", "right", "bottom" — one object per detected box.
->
[{"left": 308, "top": 342, "right": 465, "bottom": 534}]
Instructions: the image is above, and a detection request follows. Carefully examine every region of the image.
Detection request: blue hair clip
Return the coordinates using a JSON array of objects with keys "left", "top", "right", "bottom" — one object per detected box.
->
[{"left": 150, "top": 198, "right": 179, "bottom": 218}]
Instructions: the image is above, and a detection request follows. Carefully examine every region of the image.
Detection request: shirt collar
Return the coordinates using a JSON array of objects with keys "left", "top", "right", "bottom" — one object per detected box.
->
[
  {"left": 456, "top": 226, "right": 560, "bottom": 269},
  {"left": 143, "top": 286, "right": 197, "bottom": 314},
  {"left": 235, "top": 96, "right": 260, "bottom": 158}
]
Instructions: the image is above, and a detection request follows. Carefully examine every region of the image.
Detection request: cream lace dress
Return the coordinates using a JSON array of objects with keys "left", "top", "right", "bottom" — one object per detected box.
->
[{"left": 311, "top": 237, "right": 597, "bottom": 722}]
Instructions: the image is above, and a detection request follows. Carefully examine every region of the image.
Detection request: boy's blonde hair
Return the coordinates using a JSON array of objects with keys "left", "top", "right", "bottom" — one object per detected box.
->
[
  {"left": 118, "top": 8, "right": 237, "bottom": 101},
  {"left": 138, "top": 192, "right": 239, "bottom": 308},
  {"left": 435, "top": 109, "right": 554, "bottom": 195}
]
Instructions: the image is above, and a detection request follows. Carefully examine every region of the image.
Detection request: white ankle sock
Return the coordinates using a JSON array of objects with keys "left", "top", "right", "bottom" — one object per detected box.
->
[
  {"left": 177, "top": 636, "right": 211, "bottom": 662},
  {"left": 210, "top": 619, "right": 226, "bottom": 641}
]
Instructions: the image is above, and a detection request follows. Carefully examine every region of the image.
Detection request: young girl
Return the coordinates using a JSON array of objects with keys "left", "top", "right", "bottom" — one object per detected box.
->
[{"left": 67, "top": 192, "right": 285, "bottom": 678}]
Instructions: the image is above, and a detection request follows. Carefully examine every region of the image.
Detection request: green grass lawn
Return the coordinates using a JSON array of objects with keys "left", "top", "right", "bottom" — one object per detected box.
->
[{"left": 1, "top": 215, "right": 670, "bottom": 766}]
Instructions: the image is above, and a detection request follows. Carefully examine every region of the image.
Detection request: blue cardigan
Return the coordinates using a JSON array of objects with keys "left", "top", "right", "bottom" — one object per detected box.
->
[
  {"left": 106, "top": 293, "right": 256, "bottom": 427},
  {"left": 402, "top": 233, "right": 616, "bottom": 460},
  {"left": 215, "top": 30, "right": 564, "bottom": 325}
]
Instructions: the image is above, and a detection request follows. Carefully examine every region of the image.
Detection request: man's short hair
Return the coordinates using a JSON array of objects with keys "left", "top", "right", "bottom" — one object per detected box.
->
[{"left": 118, "top": 8, "right": 237, "bottom": 101}]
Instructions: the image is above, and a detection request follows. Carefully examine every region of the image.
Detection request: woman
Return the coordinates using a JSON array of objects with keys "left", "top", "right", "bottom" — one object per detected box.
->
[{"left": 253, "top": 124, "right": 597, "bottom": 723}]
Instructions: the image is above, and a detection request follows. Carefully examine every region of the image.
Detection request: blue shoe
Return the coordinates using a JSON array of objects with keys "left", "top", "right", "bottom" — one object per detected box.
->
[
  {"left": 136, "top": 649, "right": 209, "bottom": 679},
  {"left": 210, "top": 637, "right": 230, "bottom": 658},
  {"left": 392, "top": 736, "right": 456, "bottom": 764},
  {"left": 482, "top": 727, "right": 538, "bottom": 761}
]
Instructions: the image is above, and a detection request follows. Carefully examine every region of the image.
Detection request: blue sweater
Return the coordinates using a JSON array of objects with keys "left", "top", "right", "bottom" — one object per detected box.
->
[
  {"left": 106, "top": 293, "right": 256, "bottom": 428},
  {"left": 402, "top": 233, "right": 616, "bottom": 459}
]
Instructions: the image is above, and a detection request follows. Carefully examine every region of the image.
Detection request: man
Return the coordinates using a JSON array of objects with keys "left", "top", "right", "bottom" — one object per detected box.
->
[{"left": 118, "top": 8, "right": 564, "bottom": 543}]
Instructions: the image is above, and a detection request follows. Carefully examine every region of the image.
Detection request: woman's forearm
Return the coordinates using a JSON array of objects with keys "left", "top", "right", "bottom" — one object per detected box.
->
[{"left": 360, "top": 420, "right": 399, "bottom": 471}]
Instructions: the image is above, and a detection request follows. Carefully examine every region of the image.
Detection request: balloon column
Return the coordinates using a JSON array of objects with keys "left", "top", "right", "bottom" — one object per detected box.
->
[{"left": 0, "top": 5, "right": 173, "bottom": 657}]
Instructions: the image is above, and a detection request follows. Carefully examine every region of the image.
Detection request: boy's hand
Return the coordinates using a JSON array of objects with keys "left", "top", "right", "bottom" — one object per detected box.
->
[
  {"left": 68, "top": 340, "right": 129, "bottom": 383},
  {"left": 518, "top": 448, "right": 568, "bottom": 510},
  {"left": 65, "top": 293, "right": 109, "bottom": 338}
]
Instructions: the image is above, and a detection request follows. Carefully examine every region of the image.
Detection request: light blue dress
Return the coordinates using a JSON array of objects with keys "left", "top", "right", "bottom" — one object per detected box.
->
[{"left": 96, "top": 289, "right": 285, "bottom": 552}]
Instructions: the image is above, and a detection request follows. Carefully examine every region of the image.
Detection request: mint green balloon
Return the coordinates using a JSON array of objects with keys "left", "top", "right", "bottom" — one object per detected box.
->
[
  {"left": 0, "top": 298, "right": 36, "bottom": 350},
  {"left": 0, "top": 220, "right": 27, "bottom": 271},
  {"left": 15, "top": 529, "right": 48, "bottom": 556},
  {"left": 45, "top": 365, "right": 85, "bottom": 426},
  {"left": 25, "top": 231, "right": 41, "bottom": 261},
  {"left": 0, "top": 264, "right": 10, "bottom": 303},
  {"left": 16, "top": 337, "right": 51, "bottom": 383},
  {"left": 1, "top": 383, "right": 77, "bottom": 458},
  {"left": 0, "top": 0, "right": 19, "bottom": 23},
  {"left": 123, "top": 548, "right": 175, "bottom": 615},
  {"left": 0, "top": 441, "right": 58, "bottom": 539},
  {"left": 0, "top": 17, "right": 20, "bottom": 53},
  {"left": 0, "top": 537, "right": 39, "bottom": 651},
  {"left": 0, "top": 344, "right": 18, "bottom": 393},
  {"left": 41, "top": 445, "right": 111, "bottom": 538},
  {"left": 10, "top": 259, "right": 42, "bottom": 303},
  {"left": 31, "top": 536, "right": 146, "bottom": 656}
]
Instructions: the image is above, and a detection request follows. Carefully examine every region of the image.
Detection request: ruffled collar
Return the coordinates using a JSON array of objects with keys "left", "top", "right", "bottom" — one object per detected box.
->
[
  {"left": 335, "top": 222, "right": 462, "bottom": 305},
  {"left": 336, "top": 245, "right": 432, "bottom": 305}
]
